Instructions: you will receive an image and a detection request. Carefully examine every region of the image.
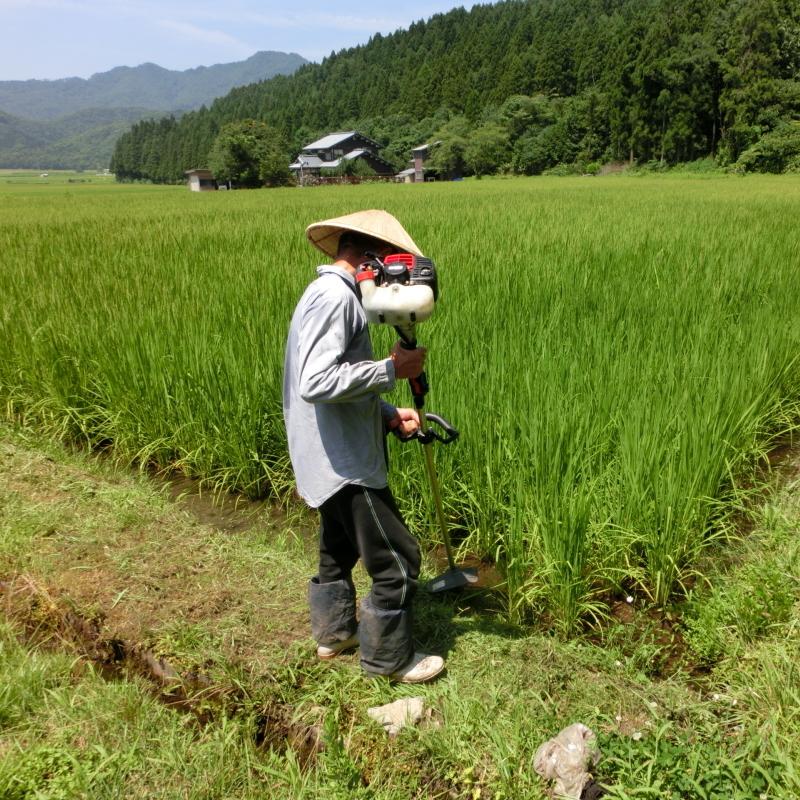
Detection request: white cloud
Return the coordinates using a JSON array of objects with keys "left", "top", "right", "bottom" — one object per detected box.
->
[
  {"left": 314, "top": 13, "right": 404, "bottom": 32},
  {"left": 157, "top": 19, "right": 254, "bottom": 53},
  {"left": 188, "top": 8, "right": 404, "bottom": 33}
]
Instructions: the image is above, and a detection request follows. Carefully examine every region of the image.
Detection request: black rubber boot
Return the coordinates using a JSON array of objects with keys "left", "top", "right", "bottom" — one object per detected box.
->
[
  {"left": 308, "top": 576, "right": 357, "bottom": 645},
  {"left": 358, "top": 596, "right": 414, "bottom": 676}
]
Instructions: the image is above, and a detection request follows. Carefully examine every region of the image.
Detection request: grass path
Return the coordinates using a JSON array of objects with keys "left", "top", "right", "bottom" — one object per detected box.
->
[{"left": 1, "top": 422, "right": 798, "bottom": 798}]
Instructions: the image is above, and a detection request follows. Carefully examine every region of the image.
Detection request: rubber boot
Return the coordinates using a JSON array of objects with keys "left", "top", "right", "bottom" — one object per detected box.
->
[
  {"left": 308, "top": 577, "right": 356, "bottom": 646},
  {"left": 358, "top": 596, "right": 414, "bottom": 676}
]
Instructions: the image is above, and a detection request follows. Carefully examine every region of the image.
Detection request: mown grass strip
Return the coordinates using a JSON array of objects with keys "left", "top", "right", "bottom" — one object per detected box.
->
[{"left": 1, "top": 423, "right": 799, "bottom": 798}]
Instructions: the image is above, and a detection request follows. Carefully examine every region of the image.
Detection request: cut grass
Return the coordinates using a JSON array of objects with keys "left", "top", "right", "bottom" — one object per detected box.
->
[{"left": 1, "top": 422, "right": 798, "bottom": 798}]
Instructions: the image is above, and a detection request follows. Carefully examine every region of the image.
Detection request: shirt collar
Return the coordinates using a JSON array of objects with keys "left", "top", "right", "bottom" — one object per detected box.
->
[{"left": 317, "top": 264, "right": 355, "bottom": 286}]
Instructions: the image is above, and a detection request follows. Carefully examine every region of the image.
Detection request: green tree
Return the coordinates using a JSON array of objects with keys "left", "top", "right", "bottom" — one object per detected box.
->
[
  {"left": 427, "top": 115, "right": 472, "bottom": 177},
  {"left": 718, "top": 0, "right": 789, "bottom": 161},
  {"left": 736, "top": 120, "right": 800, "bottom": 172},
  {"left": 513, "top": 118, "right": 578, "bottom": 175},
  {"left": 495, "top": 94, "right": 555, "bottom": 139},
  {"left": 465, "top": 123, "right": 511, "bottom": 176},
  {"left": 208, "top": 119, "right": 291, "bottom": 188},
  {"left": 323, "top": 157, "right": 378, "bottom": 178}
]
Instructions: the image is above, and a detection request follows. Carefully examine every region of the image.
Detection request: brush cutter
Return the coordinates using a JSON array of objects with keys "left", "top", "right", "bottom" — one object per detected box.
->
[{"left": 356, "top": 253, "right": 479, "bottom": 593}]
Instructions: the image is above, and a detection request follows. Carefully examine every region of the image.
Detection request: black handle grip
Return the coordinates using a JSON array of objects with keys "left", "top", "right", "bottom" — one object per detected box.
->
[
  {"left": 391, "top": 427, "right": 418, "bottom": 443},
  {"left": 424, "top": 413, "right": 460, "bottom": 444},
  {"left": 391, "top": 412, "right": 459, "bottom": 446},
  {"left": 395, "top": 335, "right": 428, "bottom": 408}
]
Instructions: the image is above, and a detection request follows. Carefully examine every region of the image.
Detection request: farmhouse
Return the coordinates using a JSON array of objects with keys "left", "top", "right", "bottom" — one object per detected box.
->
[
  {"left": 289, "top": 132, "right": 394, "bottom": 183},
  {"left": 185, "top": 169, "right": 217, "bottom": 192}
]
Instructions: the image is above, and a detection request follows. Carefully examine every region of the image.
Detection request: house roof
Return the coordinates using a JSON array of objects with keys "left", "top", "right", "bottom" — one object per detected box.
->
[
  {"left": 290, "top": 148, "right": 395, "bottom": 173},
  {"left": 302, "top": 131, "right": 358, "bottom": 150},
  {"left": 184, "top": 169, "right": 214, "bottom": 177},
  {"left": 301, "top": 130, "right": 381, "bottom": 152},
  {"left": 396, "top": 167, "right": 416, "bottom": 177},
  {"left": 411, "top": 140, "right": 442, "bottom": 155},
  {"left": 290, "top": 155, "right": 325, "bottom": 169},
  {"left": 289, "top": 155, "right": 343, "bottom": 170}
]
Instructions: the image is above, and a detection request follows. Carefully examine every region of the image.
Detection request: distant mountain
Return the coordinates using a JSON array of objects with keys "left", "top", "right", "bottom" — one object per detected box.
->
[
  {"left": 0, "top": 51, "right": 308, "bottom": 121},
  {"left": 0, "top": 107, "right": 162, "bottom": 169},
  {"left": 0, "top": 51, "right": 308, "bottom": 169}
]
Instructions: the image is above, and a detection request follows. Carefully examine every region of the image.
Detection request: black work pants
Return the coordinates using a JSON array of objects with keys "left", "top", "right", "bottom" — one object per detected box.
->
[
  {"left": 314, "top": 484, "right": 421, "bottom": 673},
  {"left": 318, "top": 484, "right": 420, "bottom": 610}
]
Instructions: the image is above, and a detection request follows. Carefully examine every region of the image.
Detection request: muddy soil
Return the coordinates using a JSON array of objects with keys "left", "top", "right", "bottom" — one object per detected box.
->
[
  {"left": 0, "top": 573, "right": 325, "bottom": 764},
  {"left": 161, "top": 473, "right": 302, "bottom": 535},
  {"left": 0, "top": 437, "right": 314, "bottom": 670}
]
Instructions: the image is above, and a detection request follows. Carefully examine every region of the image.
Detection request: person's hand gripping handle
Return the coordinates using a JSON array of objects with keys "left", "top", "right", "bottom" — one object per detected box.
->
[
  {"left": 390, "top": 340, "right": 428, "bottom": 408},
  {"left": 390, "top": 340, "right": 427, "bottom": 391}
]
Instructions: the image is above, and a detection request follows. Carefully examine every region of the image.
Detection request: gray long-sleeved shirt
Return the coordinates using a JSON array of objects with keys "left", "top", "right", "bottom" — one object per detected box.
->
[{"left": 283, "top": 265, "right": 398, "bottom": 508}]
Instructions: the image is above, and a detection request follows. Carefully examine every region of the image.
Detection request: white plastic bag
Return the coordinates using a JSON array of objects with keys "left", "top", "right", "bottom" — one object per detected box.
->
[{"left": 533, "top": 722, "right": 601, "bottom": 799}]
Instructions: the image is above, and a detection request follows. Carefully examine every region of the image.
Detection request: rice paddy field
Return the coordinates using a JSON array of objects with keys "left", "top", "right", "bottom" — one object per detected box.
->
[{"left": 2, "top": 175, "right": 799, "bottom": 631}]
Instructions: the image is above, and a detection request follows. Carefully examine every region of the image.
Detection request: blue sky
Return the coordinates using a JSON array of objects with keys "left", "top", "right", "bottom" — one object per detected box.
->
[{"left": 1, "top": 0, "right": 472, "bottom": 80}]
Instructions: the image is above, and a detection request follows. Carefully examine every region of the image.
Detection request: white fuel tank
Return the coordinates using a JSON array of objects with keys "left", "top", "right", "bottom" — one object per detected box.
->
[{"left": 357, "top": 275, "right": 435, "bottom": 326}]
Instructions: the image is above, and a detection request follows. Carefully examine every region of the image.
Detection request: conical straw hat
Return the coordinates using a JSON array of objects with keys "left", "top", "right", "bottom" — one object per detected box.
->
[{"left": 306, "top": 209, "right": 423, "bottom": 258}]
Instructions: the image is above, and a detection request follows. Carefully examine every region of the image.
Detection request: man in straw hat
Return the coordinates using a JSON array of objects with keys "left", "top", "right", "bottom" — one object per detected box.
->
[{"left": 283, "top": 209, "right": 445, "bottom": 683}]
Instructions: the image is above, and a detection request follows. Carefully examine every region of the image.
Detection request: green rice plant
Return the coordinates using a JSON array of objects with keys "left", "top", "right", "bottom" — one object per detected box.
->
[{"left": 2, "top": 176, "right": 799, "bottom": 630}]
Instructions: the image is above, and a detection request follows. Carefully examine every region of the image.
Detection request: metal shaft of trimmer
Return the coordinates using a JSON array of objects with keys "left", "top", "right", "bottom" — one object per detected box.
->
[{"left": 399, "top": 331, "right": 458, "bottom": 571}]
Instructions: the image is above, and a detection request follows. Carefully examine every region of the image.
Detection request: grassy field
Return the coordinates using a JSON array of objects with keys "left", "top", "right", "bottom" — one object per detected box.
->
[
  {"left": 1, "top": 175, "right": 799, "bottom": 632},
  {"left": 0, "top": 422, "right": 798, "bottom": 798},
  {"left": 0, "top": 168, "right": 114, "bottom": 184}
]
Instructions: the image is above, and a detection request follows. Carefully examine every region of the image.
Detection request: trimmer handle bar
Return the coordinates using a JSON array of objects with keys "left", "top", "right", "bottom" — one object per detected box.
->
[{"left": 392, "top": 413, "right": 459, "bottom": 446}]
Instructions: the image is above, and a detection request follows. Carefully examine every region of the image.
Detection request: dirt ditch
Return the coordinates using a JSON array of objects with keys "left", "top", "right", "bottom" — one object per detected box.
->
[
  {"left": 0, "top": 573, "right": 325, "bottom": 767},
  {"left": 161, "top": 473, "right": 291, "bottom": 536},
  {"left": 0, "top": 573, "right": 475, "bottom": 796}
]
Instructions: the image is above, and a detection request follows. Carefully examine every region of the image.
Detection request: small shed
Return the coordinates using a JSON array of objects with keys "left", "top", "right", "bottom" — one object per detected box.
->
[
  {"left": 411, "top": 144, "right": 429, "bottom": 183},
  {"left": 395, "top": 167, "right": 416, "bottom": 183},
  {"left": 185, "top": 169, "right": 217, "bottom": 192},
  {"left": 396, "top": 141, "right": 446, "bottom": 183}
]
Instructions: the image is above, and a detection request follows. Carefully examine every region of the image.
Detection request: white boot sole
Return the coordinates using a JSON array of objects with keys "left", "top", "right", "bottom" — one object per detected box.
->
[{"left": 317, "top": 634, "right": 359, "bottom": 660}]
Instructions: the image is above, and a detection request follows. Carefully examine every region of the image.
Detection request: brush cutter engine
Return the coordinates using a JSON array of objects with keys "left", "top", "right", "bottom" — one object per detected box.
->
[{"left": 355, "top": 253, "right": 438, "bottom": 339}]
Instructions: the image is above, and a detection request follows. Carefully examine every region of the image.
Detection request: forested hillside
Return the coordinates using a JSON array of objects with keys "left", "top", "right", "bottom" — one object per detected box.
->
[
  {"left": 0, "top": 108, "right": 162, "bottom": 169},
  {"left": 112, "top": 0, "right": 800, "bottom": 181},
  {"left": 0, "top": 52, "right": 307, "bottom": 170}
]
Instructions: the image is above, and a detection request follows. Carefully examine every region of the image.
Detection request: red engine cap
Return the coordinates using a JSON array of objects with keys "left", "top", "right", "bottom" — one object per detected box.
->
[{"left": 384, "top": 253, "right": 416, "bottom": 267}]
